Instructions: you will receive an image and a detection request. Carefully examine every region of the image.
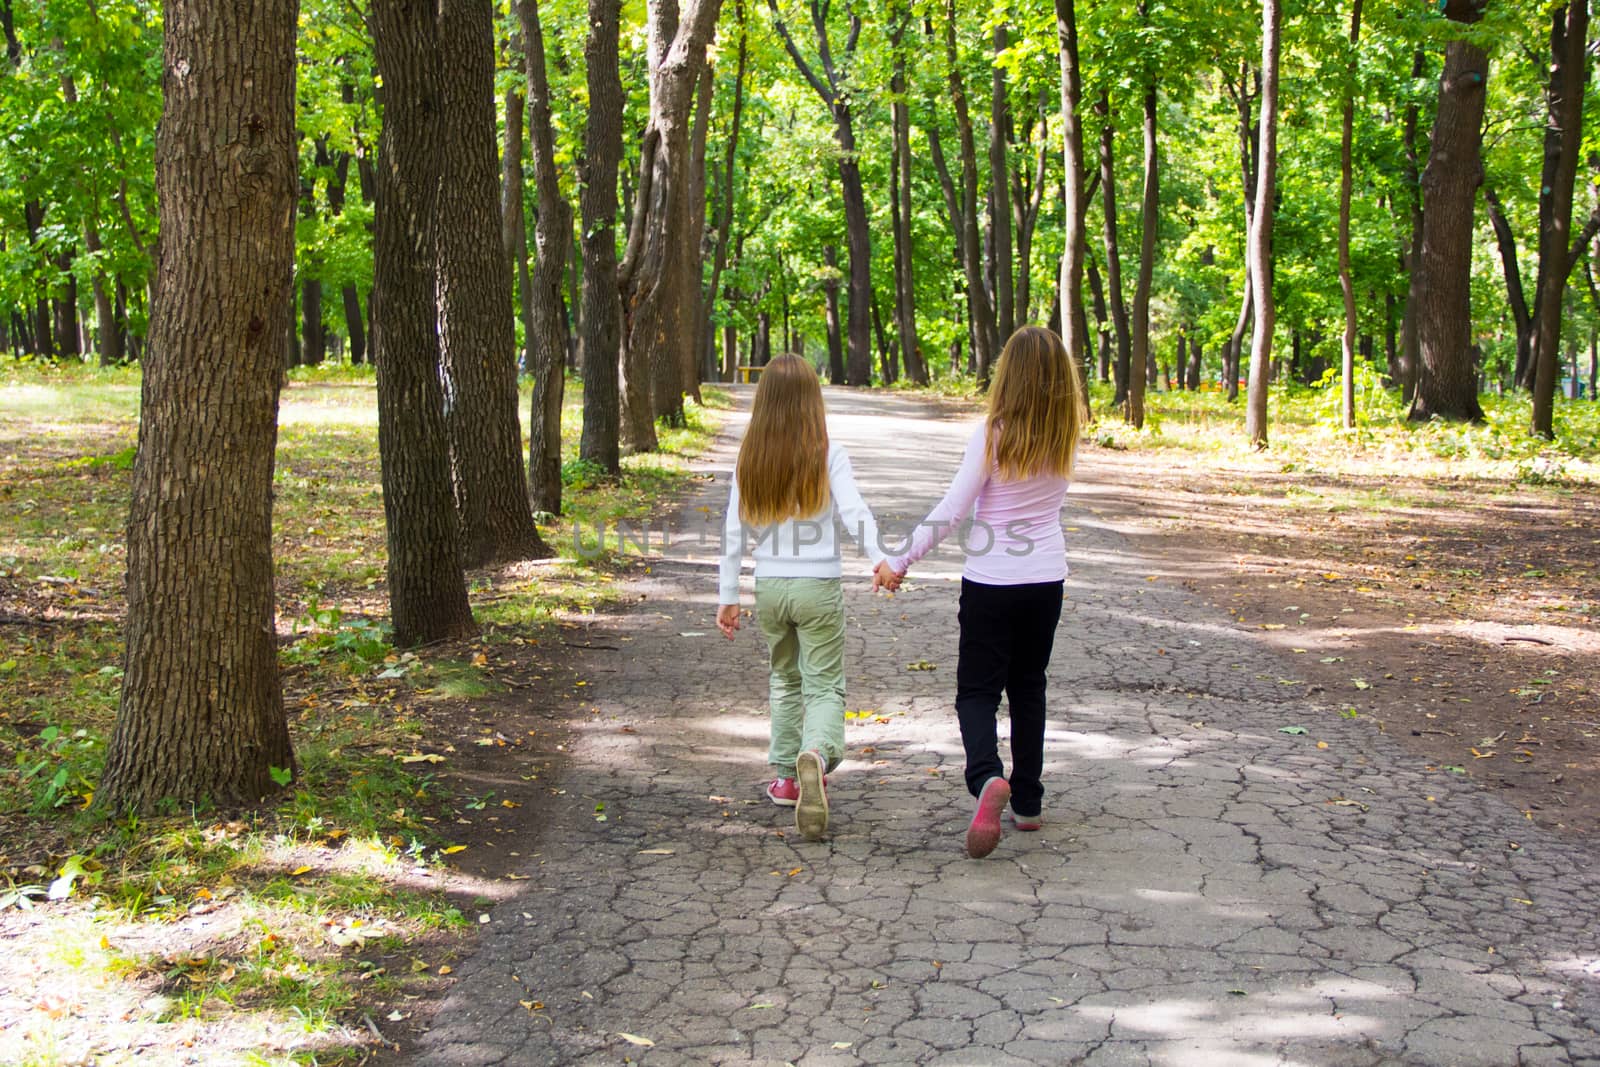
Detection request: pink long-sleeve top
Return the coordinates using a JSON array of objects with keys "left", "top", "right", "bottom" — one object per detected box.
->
[{"left": 888, "top": 420, "right": 1071, "bottom": 585}]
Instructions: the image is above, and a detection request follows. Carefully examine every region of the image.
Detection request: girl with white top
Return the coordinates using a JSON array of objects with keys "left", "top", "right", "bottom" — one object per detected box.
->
[
  {"left": 717, "top": 354, "right": 887, "bottom": 841},
  {"left": 881, "top": 326, "right": 1085, "bottom": 858}
]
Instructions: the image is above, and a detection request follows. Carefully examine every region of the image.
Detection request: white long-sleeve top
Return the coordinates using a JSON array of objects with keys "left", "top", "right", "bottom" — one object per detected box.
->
[
  {"left": 888, "top": 421, "right": 1071, "bottom": 585},
  {"left": 718, "top": 443, "right": 886, "bottom": 605}
]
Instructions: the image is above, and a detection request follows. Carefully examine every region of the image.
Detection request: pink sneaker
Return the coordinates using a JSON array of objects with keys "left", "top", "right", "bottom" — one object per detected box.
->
[
  {"left": 795, "top": 750, "right": 829, "bottom": 841},
  {"left": 1011, "top": 810, "right": 1042, "bottom": 832},
  {"left": 967, "top": 777, "right": 1011, "bottom": 858},
  {"left": 766, "top": 777, "right": 799, "bottom": 806}
]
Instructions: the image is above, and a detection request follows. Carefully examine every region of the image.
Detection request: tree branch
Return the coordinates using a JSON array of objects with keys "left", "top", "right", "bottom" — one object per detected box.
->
[{"left": 765, "top": 0, "right": 833, "bottom": 105}]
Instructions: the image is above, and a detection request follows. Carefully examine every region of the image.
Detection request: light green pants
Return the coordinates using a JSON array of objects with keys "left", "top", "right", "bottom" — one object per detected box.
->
[{"left": 755, "top": 577, "right": 847, "bottom": 777}]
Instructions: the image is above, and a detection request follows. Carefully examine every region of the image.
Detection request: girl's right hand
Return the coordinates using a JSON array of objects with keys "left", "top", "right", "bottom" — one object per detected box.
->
[
  {"left": 873, "top": 560, "right": 905, "bottom": 593},
  {"left": 716, "top": 604, "right": 742, "bottom": 639}
]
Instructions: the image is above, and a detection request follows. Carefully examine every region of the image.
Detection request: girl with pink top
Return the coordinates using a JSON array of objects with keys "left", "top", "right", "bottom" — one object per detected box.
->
[{"left": 877, "top": 326, "right": 1086, "bottom": 858}]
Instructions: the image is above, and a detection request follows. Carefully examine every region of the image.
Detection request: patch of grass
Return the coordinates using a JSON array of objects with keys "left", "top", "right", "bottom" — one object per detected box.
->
[
  {"left": 0, "top": 359, "right": 726, "bottom": 1061},
  {"left": 1086, "top": 376, "right": 1600, "bottom": 482}
]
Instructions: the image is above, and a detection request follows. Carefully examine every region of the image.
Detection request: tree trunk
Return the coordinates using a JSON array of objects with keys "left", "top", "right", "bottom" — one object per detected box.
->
[
  {"left": 1223, "top": 63, "right": 1258, "bottom": 404},
  {"left": 1530, "top": 0, "right": 1590, "bottom": 437},
  {"left": 1338, "top": 0, "right": 1363, "bottom": 430},
  {"left": 1245, "top": 0, "right": 1281, "bottom": 446},
  {"left": 370, "top": 0, "right": 477, "bottom": 645},
  {"left": 619, "top": 0, "right": 723, "bottom": 447},
  {"left": 681, "top": 61, "right": 713, "bottom": 402},
  {"left": 990, "top": 24, "right": 1014, "bottom": 341},
  {"left": 704, "top": 0, "right": 748, "bottom": 386},
  {"left": 99, "top": 0, "right": 297, "bottom": 811},
  {"left": 1087, "top": 248, "right": 1110, "bottom": 381},
  {"left": 1410, "top": 8, "right": 1489, "bottom": 425},
  {"left": 1097, "top": 97, "right": 1132, "bottom": 406},
  {"left": 1484, "top": 185, "right": 1534, "bottom": 387},
  {"left": 502, "top": 75, "right": 535, "bottom": 372},
  {"left": 518, "top": 0, "right": 577, "bottom": 517},
  {"left": 767, "top": 1, "right": 871, "bottom": 385},
  {"left": 889, "top": 9, "right": 924, "bottom": 385},
  {"left": 823, "top": 244, "right": 845, "bottom": 384},
  {"left": 1128, "top": 80, "right": 1158, "bottom": 429},
  {"left": 1396, "top": 49, "right": 1425, "bottom": 404},
  {"left": 436, "top": 0, "right": 546, "bottom": 565},
  {"left": 577, "top": 0, "right": 626, "bottom": 475},
  {"left": 1056, "top": 0, "right": 1087, "bottom": 391},
  {"left": 53, "top": 251, "right": 80, "bottom": 359},
  {"left": 945, "top": 0, "right": 999, "bottom": 386}
]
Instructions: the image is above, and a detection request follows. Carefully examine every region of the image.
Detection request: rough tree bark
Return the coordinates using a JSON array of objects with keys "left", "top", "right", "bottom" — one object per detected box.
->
[
  {"left": 517, "top": 0, "right": 576, "bottom": 515},
  {"left": 1410, "top": 1, "right": 1489, "bottom": 425},
  {"left": 1245, "top": 0, "right": 1281, "bottom": 446},
  {"left": 369, "top": 0, "right": 477, "bottom": 645},
  {"left": 99, "top": 0, "right": 298, "bottom": 810},
  {"left": 436, "top": 0, "right": 545, "bottom": 564},
  {"left": 618, "top": 0, "right": 723, "bottom": 446},
  {"left": 578, "top": 0, "right": 626, "bottom": 475}
]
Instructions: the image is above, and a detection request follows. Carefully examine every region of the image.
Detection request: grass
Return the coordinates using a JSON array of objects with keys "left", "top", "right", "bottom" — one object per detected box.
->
[
  {"left": 1085, "top": 370, "right": 1600, "bottom": 485},
  {"left": 0, "top": 359, "right": 726, "bottom": 1064}
]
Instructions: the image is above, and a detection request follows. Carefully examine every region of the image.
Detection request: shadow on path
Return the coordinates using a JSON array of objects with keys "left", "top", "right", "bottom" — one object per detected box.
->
[{"left": 418, "top": 388, "right": 1600, "bottom": 1066}]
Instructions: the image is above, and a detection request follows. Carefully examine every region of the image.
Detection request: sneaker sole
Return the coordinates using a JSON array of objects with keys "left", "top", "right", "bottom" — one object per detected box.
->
[
  {"left": 967, "top": 778, "right": 1011, "bottom": 858},
  {"left": 795, "top": 752, "right": 829, "bottom": 841},
  {"left": 1011, "top": 815, "right": 1042, "bottom": 832},
  {"left": 767, "top": 792, "right": 797, "bottom": 808}
]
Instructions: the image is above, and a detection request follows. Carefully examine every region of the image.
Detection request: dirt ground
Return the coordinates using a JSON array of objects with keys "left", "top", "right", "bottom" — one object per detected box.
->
[{"left": 1075, "top": 445, "right": 1600, "bottom": 837}]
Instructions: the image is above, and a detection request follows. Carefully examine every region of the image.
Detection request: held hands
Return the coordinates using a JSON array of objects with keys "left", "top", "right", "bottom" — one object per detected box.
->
[
  {"left": 716, "top": 604, "right": 742, "bottom": 640},
  {"left": 872, "top": 560, "right": 906, "bottom": 594}
]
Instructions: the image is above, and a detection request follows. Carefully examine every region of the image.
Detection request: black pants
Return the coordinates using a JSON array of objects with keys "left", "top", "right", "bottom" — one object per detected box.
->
[{"left": 955, "top": 578, "right": 1064, "bottom": 817}]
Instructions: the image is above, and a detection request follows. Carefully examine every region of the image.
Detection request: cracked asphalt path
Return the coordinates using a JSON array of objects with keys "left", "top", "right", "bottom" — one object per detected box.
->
[{"left": 418, "top": 389, "right": 1600, "bottom": 1066}]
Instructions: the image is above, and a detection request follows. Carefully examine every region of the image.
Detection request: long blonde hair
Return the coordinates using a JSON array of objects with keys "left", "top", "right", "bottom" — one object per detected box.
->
[
  {"left": 737, "top": 354, "right": 830, "bottom": 524},
  {"left": 986, "top": 326, "right": 1085, "bottom": 481}
]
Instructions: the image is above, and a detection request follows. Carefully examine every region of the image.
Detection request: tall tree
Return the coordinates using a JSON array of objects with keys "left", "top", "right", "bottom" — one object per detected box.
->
[
  {"left": 1337, "top": 0, "right": 1364, "bottom": 430},
  {"left": 888, "top": 2, "right": 924, "bottom": 384},
  {"left": 766, "top": 0, "right": 873, "bottom": 385},
  {"left": 370, "top": 0, "right": 477, "bottom": 645},
  {"left": 618, "top": 0, "right": 723, "bottom": 446},
  {"left": 1529, "top": 0, "right": 1591, "bottom": 438},
  {"left": 703, "top": 0, "right": 749, "bottom": 385},
  {"left": 989, "top": 21, "right": 1015, "bottom": 341},
  {"left": 942, "top": 0, "right": 1000, "bottom": 386},
  {"left": 99, "top": 0, "right": 298, "bottom": 809},
  {"left": 436, "top": 0, "right": 546, "bottom": 564},
  {"left": 1410, "top": 0, "right": 1489, "bottom": 424},
  {"left": 1127, "top": 73, "right": 1158, "bottom": 428},
  {"left": 1056, "top": 0, "right": 1087, "bottom": 398},
  {"left": 1221, "top": 64, "right": 1258, "bottom": 403},
  {"left": 517, "top": 0, "right": 576, "bottom": 514},
  {"left": 1244, "top": 0, "right": 1281, "bottom": 446},
  {"left": 578, "top": 0, "right": 626, "bottom": 475}
]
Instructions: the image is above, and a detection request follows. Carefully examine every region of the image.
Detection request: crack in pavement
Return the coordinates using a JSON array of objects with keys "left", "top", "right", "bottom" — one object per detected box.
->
[{"left": 416, "top": 389, "right": 1600, "bottom": 1067}]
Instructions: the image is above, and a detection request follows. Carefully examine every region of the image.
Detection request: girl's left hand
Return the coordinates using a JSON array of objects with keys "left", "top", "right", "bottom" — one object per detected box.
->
[{"left": 716, "top": 604, "right": 742, "bottom": 639}]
